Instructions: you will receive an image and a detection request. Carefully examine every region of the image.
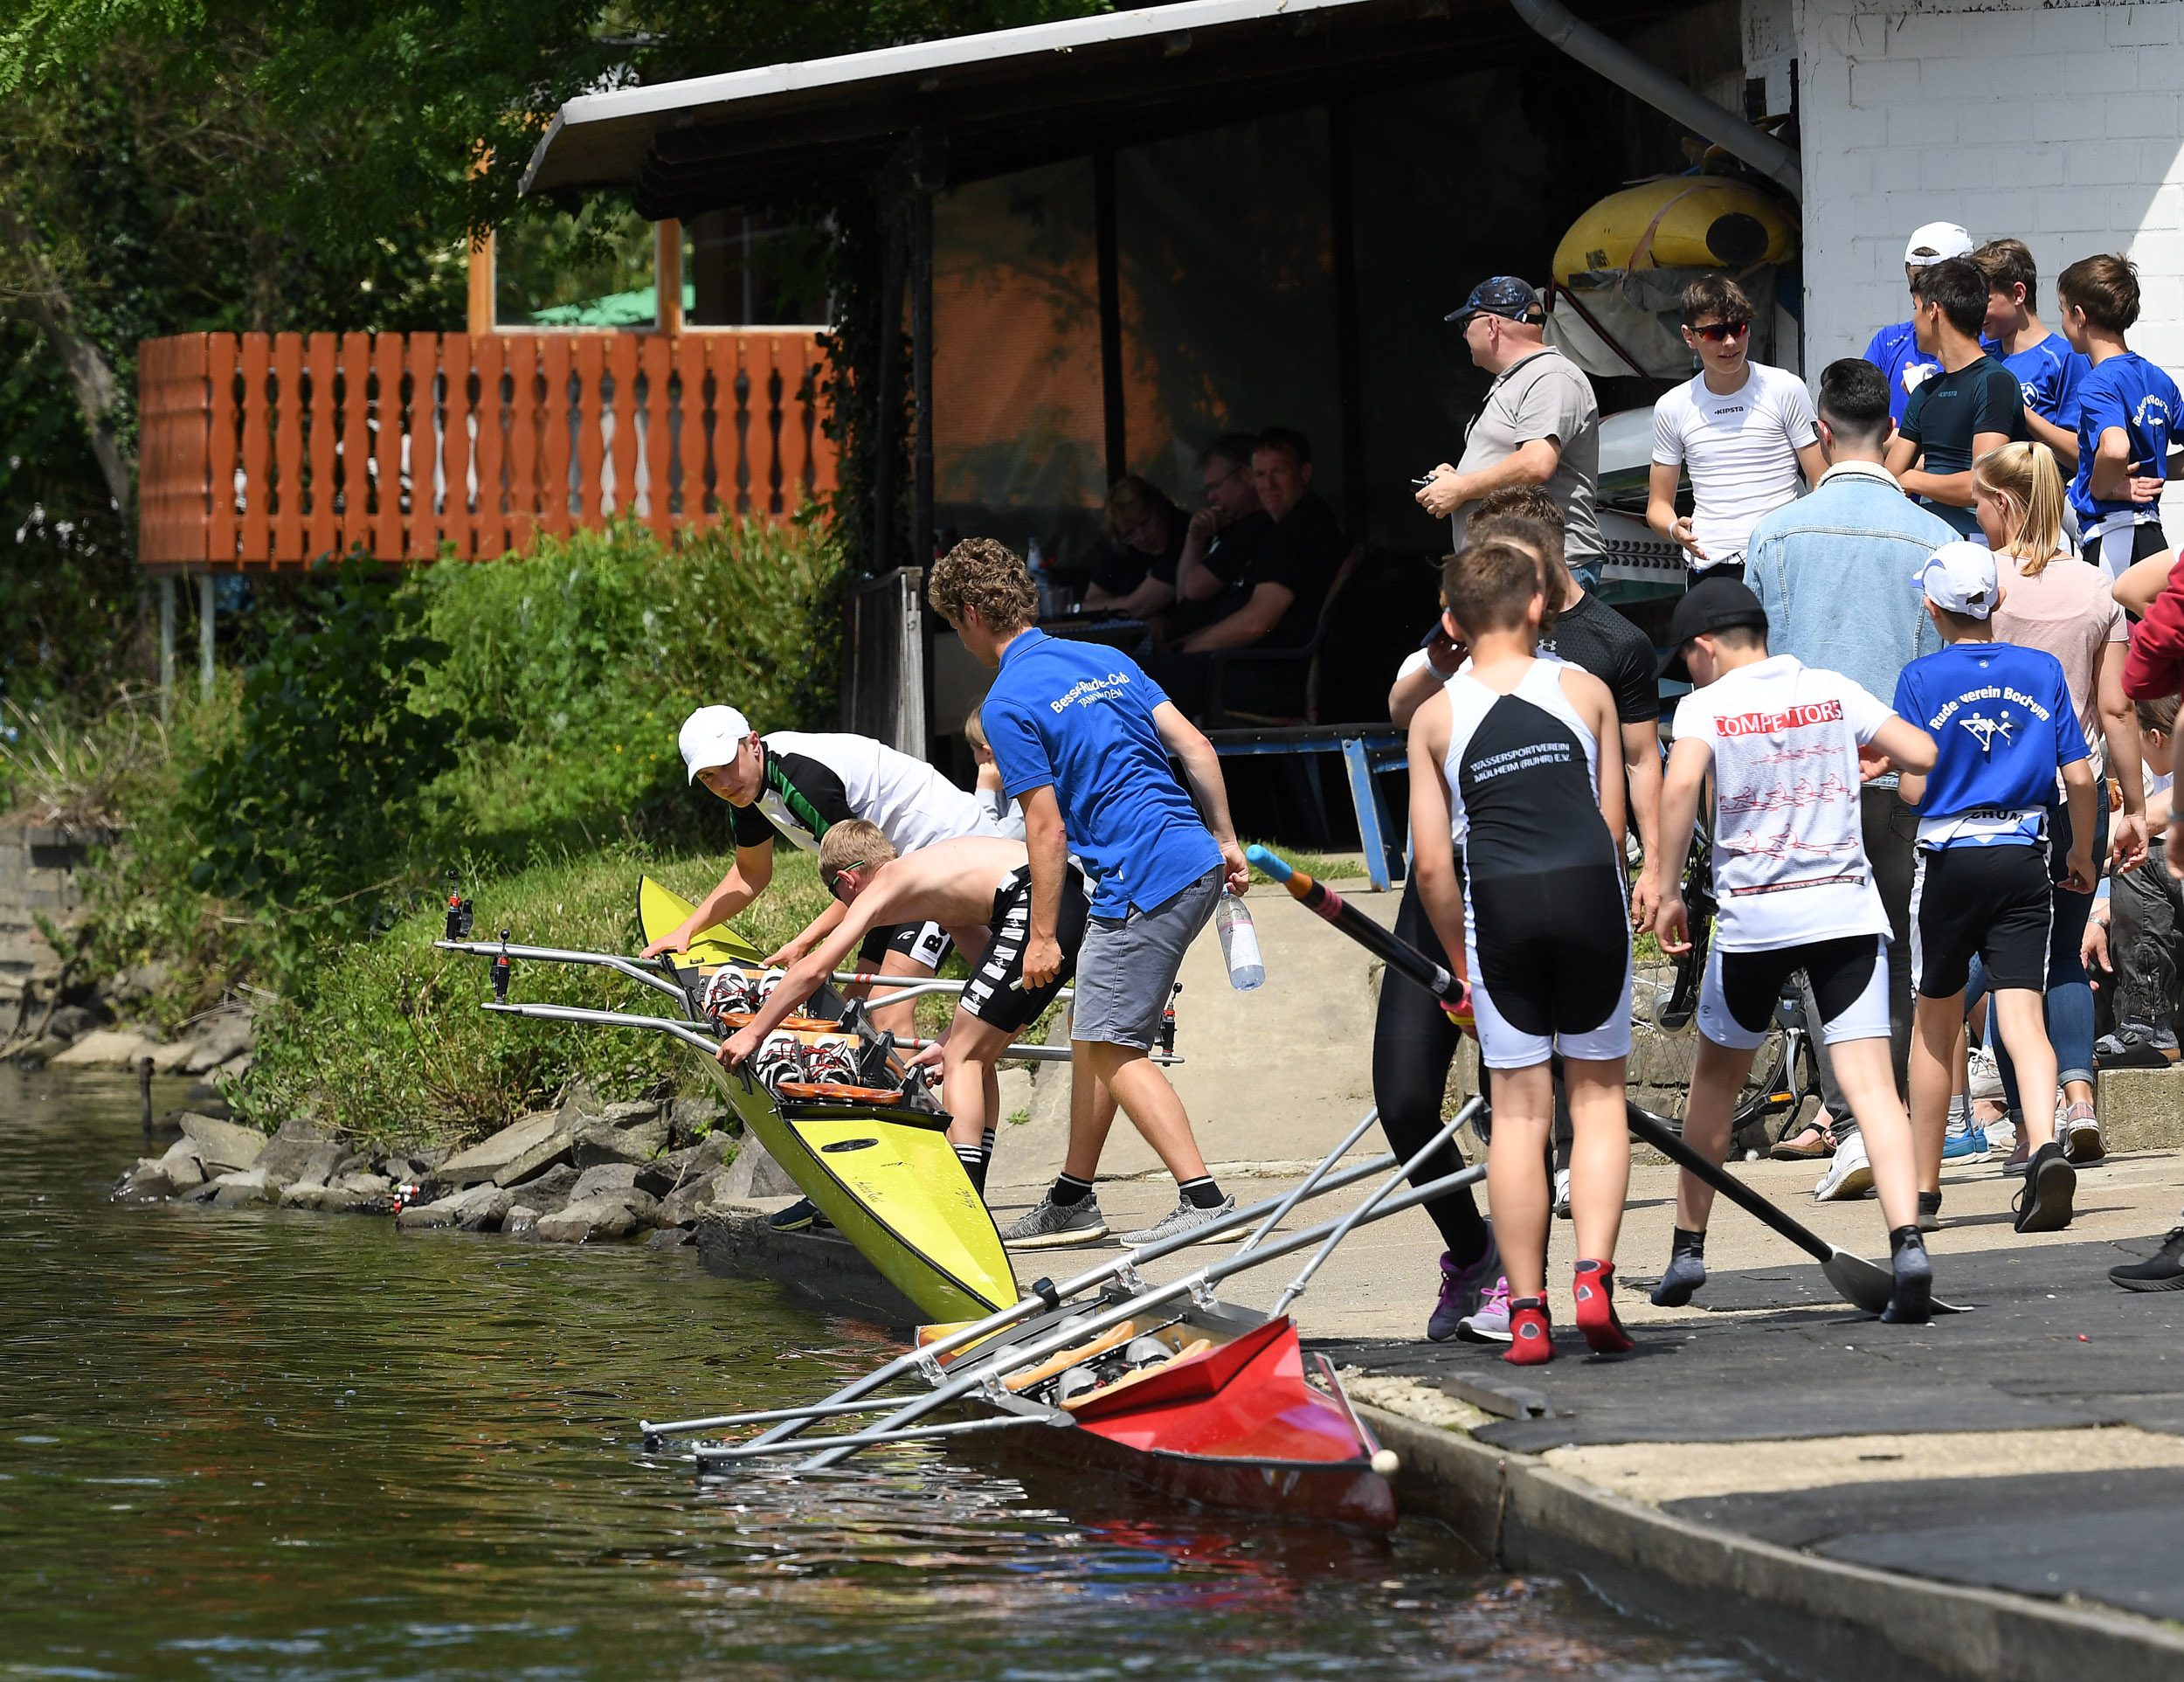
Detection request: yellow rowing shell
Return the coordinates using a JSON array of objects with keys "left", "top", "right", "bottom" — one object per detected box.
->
[{"left": 637, "top": 876, "right": 1018, "bottom": 1322}]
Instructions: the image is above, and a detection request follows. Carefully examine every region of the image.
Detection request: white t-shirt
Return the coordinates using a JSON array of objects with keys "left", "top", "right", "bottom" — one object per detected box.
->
[
  {"left": 1670, "top": 655, "right": 1896, "bottom": 951},
  {"left": 750, "top": 730, "right": 1001, "bottom": 855},
  {"left": 1650, "top": 362, "right": 1818, "bottom": 569}
]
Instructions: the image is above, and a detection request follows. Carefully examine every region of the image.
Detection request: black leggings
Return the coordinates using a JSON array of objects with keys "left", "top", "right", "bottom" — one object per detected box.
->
[{"left": 1372, "top": 877, "right": 1494, "bottom": 1266}]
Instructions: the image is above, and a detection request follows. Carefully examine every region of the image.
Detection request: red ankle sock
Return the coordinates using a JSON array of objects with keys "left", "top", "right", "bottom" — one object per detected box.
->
[
  {"left": 1504, "top": 1297, "right": 1553, "bottom": 1366},
  {"left": 1572, "top": 1259, "right": 1635, "bottom": 1354}
]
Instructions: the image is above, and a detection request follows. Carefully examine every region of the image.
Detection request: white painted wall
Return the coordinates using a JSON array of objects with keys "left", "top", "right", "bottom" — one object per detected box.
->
[{"left": 1790, "top": 0, "right": 2184, "bottom": 375}]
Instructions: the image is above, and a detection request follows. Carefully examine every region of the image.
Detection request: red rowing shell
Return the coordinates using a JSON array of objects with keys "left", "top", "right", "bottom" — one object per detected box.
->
[{"left": 992, "top": 1318, "right": 1395, "bottom": 1530}]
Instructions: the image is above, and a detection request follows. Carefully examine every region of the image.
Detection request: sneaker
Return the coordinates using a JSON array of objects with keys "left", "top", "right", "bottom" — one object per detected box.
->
[
  {"left": 1505, "top": 1296, "right": 1553, "bottom": 1367},
  {"left": 2111, "top": 1226, "right": 2184, "bottom": 1291},
  {"left": 1000, "top": 1193, "right": 1109, "bottom": 1250},
  {"left": 2096, "top": 1027, "right": 2180, "bottom": 1069},
  {"left": 1551, "top": 1167, "right": 1572, "bottom": 1220},
  {"left": 1967, "top": 1045, "right": 2005, "bottom": 1100},
  {"left": 2013, "top": 1142, "right": 2077, "bottom": 1233},
  {"left": 1456, "top": 1276, "right": 1513, "bottom": 1344},
  {"left": 769, "top": 1197, "right": 832, "bottom": 1233},
  {"left": 1941, "top": 1117, "right": 1984, "bottom": 1160},
  {"left": 1427, "top": 1232, "right": 1502, "bottom": 1342},
  {"left": 2062, "top": 1102, "right": 2105, "bottom": 1164},
  {"left": 1117, "top": 1194, "right": 1239, "bottom": 1249},
  {"left": 1814, "top": 1132, "right": 1874, "bottom": 1201},
  {"left": 2001, "top": 1131, "right": 2031, "bottom": 1176}
]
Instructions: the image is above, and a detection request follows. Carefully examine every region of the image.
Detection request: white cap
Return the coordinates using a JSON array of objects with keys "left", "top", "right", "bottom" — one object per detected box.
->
[
  {"left": 678, "top": 705, "right": 754, "bottom": 782},
  {"left": 1904, "top": 222, "right": 1974, "bottom": 267},
  {"left": 1912, "top": 542, "right": 1999, "bottom": 619}
]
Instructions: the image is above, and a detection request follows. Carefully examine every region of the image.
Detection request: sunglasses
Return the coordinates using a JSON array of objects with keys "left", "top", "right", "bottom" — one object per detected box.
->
[
  {"left": 825, "top": 863, "right": 870, "bottom": 902},
  {"left": 1690, "top": 320, "right": 1751, "bottom": 343}
]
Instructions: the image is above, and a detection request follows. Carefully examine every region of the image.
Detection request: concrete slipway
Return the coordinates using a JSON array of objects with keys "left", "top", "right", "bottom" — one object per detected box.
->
[{"left": 696, "top": 876, "right": 2184, "bottom": 1680}]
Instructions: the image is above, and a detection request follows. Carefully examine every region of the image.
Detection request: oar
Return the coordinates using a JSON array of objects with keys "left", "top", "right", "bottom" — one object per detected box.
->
[
  {"left": 1254, "top": 848, "right": 1963, "bottom": 1318},
  {"left": 1622, "top": 1102, "right": 1963, "bottom": 1315},
  {"left": 646, "top": 1120, "right": 1404, "bottom": 1442},
  {"left": 795, "top": 1157, "right": 1490, "bottom": 1472}
]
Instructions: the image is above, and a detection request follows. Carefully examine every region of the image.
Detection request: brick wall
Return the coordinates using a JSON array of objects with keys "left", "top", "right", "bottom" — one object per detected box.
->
[{"left": 1792, "top": 0, "right": 2184, "bottom": 372}]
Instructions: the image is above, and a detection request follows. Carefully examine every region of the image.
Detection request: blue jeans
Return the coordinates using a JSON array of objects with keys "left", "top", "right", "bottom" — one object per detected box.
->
[{"left": 1966, "top": 796, "right": 2105, "bottom": 1103}]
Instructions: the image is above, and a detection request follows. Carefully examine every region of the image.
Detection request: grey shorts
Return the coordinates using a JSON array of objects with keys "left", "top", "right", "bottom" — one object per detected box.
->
[{"left": 1069, "top": 866, "right": 1223, "bottom": 1049}]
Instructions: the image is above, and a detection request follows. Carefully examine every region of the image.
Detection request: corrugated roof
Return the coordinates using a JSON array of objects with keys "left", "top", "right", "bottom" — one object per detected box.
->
[{"left": 523, "top": 0, "right": 1666, "bottom": 217}]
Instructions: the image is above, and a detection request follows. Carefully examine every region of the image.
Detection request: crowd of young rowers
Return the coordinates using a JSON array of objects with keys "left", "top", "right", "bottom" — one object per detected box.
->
[{"left": 641, "top": 230, "right": 2184, "bottom": 1366}]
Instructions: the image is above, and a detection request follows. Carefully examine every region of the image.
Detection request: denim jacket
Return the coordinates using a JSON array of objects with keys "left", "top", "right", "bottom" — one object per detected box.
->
[{"left": 1745, "top": 462, "right": 1958, "bottom": 783}]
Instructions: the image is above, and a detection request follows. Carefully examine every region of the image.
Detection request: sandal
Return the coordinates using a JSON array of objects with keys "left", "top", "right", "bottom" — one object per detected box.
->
[{"left": 1770, "top": 1120, "right": 1836, "bottom": 1160}]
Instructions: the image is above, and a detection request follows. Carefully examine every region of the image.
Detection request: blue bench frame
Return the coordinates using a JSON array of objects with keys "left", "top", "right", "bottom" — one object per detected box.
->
[{"left": 1200, "top": 726, "right": 1407, "bottom": 890}]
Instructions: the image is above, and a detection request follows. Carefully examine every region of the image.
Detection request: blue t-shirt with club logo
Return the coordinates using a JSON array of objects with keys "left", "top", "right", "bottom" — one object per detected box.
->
[{"left": 1891, "top": 640, "right": 2089, "bottom": 851}]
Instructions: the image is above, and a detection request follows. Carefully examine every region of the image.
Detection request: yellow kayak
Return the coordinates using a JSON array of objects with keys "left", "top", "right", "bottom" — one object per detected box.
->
[
  {"left": 1552, "top": 177, "right": 1795, "bottom": 280},
  {"left": 638, "top": 876, "right": 1019, "bottom": 1321}
]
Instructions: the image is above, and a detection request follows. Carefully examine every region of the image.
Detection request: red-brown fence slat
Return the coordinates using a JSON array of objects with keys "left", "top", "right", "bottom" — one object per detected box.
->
[
  {"left": 606, "top": 334, "right": 639, "bottom": 524},
  {"left": 572, "top": 335, "right": 605, "bottom": 528},
  {"left": 138, "top": 335, "right": 209, "bottom": 564},
  {"left": 473, "top": 336, "right": 508, "bottom": 556},
  {"left": 273, "top": 333, "right": 304, "bottom": 564},
  {"left": 539, "top": 335, "right": 574, "bottom": 538},
  {"left": 676, "top": 334, "right": 713, "bottom": 530},
  {"left": 641, "top": 336, "right": 674, "bottom": 543},
  {"left": 371, "top": 332, "right": 403, "bottom": 559},
  {"left": 408, "top": 332, "right": 439, "bottom": 560},
  {"left": 204, "top": 333, "right": 239, "bottom": 565},
  {"left": 307, "top": 333, "right": 339, "bottom": 561},
  {"left": 505, "top": 336, "right": 540, "bottom": 551},
  {"left": 441, "top": 335, "right": 472, "bottom": 559},
  {"left": 340, "top": 332, "right": 371, "bottom": 562},
  {"left": 238, "top": 333, "right": 271, "bottom": 564}
]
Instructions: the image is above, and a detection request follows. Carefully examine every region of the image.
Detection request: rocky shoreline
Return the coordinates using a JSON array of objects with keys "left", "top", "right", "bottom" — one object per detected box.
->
[{"left": 108, "top": 1082, "right": 801, "bottom": 1248}]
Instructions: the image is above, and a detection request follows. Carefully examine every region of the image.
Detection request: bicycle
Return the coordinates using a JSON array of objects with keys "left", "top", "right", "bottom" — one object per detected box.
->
[{"left": 1626, "top": 786, "right": 1821, "bottom": 1148}]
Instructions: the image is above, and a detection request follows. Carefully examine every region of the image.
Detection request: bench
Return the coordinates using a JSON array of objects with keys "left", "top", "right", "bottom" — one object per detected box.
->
[{"left": 1200, "top": 724, "right": 1407, "bottom": 891}]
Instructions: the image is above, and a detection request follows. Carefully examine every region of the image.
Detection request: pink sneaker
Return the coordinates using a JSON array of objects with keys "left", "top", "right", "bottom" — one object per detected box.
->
[
  {"left": 1427, "top": 1233, "right": 1502, "bottom": 1342},
  {"left": 1456, "top": 1275, "right": 1512, "bottom": 1344}
]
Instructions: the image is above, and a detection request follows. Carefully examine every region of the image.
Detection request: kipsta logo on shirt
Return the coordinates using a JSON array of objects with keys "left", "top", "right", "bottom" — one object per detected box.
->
[{"left": 1959, "top": 711, "right": 2014, "bottom": 755}]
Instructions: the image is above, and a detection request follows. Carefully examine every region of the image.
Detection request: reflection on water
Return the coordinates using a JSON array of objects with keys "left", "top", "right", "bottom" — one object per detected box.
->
[{"left": 0, "top": 1069, "right": 1773, "bottom": 1679}]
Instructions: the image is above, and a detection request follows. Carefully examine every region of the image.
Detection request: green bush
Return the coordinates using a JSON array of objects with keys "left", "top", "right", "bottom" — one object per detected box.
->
[
  {"left": 183, "top": 556, "right": 463, "bottom": 931},
  {"left": 238, "top": 844, "right": 835, "bottom": 1146},
  {"left": 414, "top": 516, "right": 845, "bottom": 857}
]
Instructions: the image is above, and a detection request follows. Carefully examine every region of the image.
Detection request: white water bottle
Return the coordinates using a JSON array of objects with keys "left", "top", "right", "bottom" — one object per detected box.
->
[{"left": 1214, "top": 890, "right": 1265, "bottom": 991}]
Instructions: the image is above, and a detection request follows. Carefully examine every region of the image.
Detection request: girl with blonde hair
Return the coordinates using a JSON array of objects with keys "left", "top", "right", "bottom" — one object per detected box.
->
[{"left": 1966, "top": 440, "right": 2150, "bottom": 1169}]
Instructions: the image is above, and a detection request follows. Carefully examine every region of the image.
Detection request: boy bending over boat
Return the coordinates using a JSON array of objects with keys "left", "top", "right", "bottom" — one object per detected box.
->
[
  {"left": 1408, "top": 539, "right": 1635, "bottom": 1365},
  {"left": 717, "top": 821, "right": 1095, "bottom": 1198},
  {"left": 647, "top": 708, "right": 1004, "bottom": 1040}
]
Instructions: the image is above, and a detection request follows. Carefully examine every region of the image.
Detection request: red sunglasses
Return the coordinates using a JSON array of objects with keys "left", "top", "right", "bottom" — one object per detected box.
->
[{"left": 1690, "top": 320, "right": 1751, "bottom": 343}]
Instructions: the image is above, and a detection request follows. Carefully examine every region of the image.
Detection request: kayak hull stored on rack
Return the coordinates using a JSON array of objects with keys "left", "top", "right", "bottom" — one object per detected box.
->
[{"left": 639, "top": 876, "right": 1019, "bottom": 1325}]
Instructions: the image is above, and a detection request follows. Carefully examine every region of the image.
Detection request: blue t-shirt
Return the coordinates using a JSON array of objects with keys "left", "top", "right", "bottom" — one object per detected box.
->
[
  {"left": 1864, "top": 321, "right": 1942, "bottom": 426},
  {"left": 979, "top": 628, "right": 1222, "bottom": 916},
  {"left": 1999, "top": 332, "right": 2087, "bottom": 429},
  {"left": 2069, "top": 351, "right": 2181, "bottom": 524},
  {"left": 1890, "top": 640, "right": 2089, "bottom": 851}
]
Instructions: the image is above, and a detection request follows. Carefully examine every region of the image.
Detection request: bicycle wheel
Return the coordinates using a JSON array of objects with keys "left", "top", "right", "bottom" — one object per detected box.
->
[{"left": 1628, "top": 968, "right": 1793, "bottom": 1129}]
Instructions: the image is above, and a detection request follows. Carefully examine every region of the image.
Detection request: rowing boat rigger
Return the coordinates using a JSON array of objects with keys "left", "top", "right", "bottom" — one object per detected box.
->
[{"left": 449, "top": 876, "right": 1471, "bottom": 1529}]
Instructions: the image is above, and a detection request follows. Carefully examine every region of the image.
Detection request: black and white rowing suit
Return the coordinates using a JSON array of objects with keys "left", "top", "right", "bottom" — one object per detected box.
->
[
  {"left": 961, "top": 862, "right": 1094, "bottom": 1035},
  {"left": 1443, "top": 661, "right": 1633, "bottom": 1069},
  {"left": 729, "top": 731, "right": 1003, "bottom": 967}
]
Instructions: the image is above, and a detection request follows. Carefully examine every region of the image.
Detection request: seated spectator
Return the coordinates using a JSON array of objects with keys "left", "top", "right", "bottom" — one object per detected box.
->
[
  {"left": 1159, "top": 433, "right": 1275, "bottom": 641},
  {"left": 1082, "top": 476, "right": 1187, "bottom": 617},
  {"left": 2093, "top": 694, "right": 2181, "bottom": 1067},
  {"left": 1144, "top": 427, "right": 1347, "bottom": 719}
]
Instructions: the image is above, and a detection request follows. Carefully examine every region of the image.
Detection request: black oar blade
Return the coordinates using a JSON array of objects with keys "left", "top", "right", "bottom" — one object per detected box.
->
[{"left": 1821, "top": 1246, "right": 1897, "bottom": 1313}]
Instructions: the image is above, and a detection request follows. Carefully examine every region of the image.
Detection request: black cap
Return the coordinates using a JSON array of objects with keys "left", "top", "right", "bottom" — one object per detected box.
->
[
  {"left": 1445, "top": 274, "right": 1541, "bottom": 327},
  {"left": 1657, "top": 577, "right": 1770, "bottom": 680}
]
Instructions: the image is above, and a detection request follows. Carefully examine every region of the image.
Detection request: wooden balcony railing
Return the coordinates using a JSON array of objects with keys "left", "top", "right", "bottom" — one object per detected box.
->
[{"left": 137, "top": 329, "right": 837, "bottom": 569}]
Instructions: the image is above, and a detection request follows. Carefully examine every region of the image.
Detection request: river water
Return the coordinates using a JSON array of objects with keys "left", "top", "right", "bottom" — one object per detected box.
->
[{"left": 0, "top": 1067, "right": 1777, "bottom": 1680}]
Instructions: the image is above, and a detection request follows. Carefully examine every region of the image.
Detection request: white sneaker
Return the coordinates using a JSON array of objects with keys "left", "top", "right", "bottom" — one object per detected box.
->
[
  {"left": 1814, "top": 1132, "right": 1875, "bottom": 1201},
  {"left": 1552, "top": 1166, "right": 1572, "bottom": 1220},
  {"left": 1967, "top": 1047, "right": 2003, "bottom": 1101}
]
